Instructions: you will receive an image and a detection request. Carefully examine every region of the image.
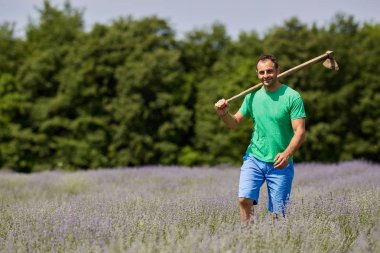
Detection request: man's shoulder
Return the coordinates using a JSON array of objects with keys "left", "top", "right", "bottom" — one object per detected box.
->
[
  {"left": 244, "top": 87, "right": 262, "bottom": 100},
  {"left": 282, "top": 84, "right": 302, "bottom": 98}
]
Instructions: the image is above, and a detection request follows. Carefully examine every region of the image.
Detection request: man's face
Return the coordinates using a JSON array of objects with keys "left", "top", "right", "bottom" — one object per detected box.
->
[{"left": 256, "top": 60, "right": 278, "bottom": 87}]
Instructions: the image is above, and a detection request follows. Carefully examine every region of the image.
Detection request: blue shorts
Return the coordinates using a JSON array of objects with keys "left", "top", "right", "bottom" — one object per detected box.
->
[{"left": 238, "top": 154, "right": 294, "bottom": 215}]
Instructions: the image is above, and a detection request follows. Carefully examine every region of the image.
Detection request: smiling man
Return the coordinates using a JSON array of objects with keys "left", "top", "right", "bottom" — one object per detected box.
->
[{"left": 214, "top": 54, "right": 306, "bottom": 225}]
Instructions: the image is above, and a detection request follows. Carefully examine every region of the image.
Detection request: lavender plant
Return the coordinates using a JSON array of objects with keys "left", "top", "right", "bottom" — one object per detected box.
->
[{"left": 0, "top": 161, "right": 379, "bottom": 253}]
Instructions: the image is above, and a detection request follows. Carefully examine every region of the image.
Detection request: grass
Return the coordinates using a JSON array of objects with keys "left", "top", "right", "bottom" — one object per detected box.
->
[{"left": 0, "top": 161, "right": 379, "bottom": 252}]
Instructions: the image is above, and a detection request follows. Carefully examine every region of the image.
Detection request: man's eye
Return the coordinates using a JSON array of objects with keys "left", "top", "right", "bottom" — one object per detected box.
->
[{"left": 258, "top": 70, "right": 274, "bottom": 75}]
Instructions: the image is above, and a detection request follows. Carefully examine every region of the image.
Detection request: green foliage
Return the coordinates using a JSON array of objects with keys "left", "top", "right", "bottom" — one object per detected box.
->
[
  {"left": 0, "top": 1, "right": 379, "bottom": 171},
  {"left": 0, "top": 24, "right": 25, "bottom": 75},
  {"left": 26, "top": 0, "right": 84, "bottom": 50}
]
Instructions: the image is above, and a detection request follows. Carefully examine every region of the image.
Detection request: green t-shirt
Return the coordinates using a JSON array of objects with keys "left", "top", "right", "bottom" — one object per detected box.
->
[{"left": 239, "top": 84, "right": 306, "bottom": 162}]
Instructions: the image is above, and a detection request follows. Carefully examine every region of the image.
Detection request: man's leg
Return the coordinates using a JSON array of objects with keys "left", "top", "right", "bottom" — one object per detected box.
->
[
  {"left": 239, "top": 197, "right": 254, "bottom": 225},
  {"left": 238, "top": 155, "right": 265, "bottom": 225},
  {"left": 266, "top": 162, "right": 294, "bottom": 216}
]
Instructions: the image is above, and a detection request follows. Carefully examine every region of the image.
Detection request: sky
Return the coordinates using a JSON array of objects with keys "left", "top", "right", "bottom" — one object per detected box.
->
[{"left": 0, "top": 0, "right": 379, "bottom": 39}]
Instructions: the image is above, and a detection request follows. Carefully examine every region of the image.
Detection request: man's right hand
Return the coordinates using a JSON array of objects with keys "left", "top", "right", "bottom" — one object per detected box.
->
[{"left": 214, "top": 99, "right": 229, "bottom": 117}]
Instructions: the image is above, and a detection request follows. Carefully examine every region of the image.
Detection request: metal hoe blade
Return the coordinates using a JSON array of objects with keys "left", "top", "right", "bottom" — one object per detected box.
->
[{"left": 323, "top": 57, "right": 339, "bottom": 71}]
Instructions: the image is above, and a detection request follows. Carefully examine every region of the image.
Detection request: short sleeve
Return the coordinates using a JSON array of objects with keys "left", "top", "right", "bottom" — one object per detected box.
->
[
  {"left": 238, "top": 94, "right": 252, "bottom": 118},
  {"left": 290, "top": 96, "right": 306, "bottom": 120}
]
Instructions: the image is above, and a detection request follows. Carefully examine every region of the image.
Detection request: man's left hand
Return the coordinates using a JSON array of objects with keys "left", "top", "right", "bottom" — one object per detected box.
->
[{"left": 274, "top": 152, "right": 290, "bottom": 169}]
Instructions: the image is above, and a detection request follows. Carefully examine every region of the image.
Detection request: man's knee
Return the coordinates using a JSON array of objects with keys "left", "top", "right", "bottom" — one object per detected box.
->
[{"left": 239, "top": 197, "right": 253, "bottom": 207}]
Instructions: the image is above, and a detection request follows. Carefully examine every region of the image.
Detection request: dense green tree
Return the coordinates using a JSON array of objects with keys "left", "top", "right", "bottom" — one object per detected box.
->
[
  {"left": 0, "top": 1, "right": 379, "bottom": 171},
  {"left": 178, "top": 23, "right": 236, "bottom": 165},
  {"left": 0, "top": 23, "right": 30, "bottom": 171},
  {"left": 0, "top": 23, "right": 25, "bottom": 75},
  {"left": 107, "top": 17, "right": 192, "bottom": 166},
  {"left": 1, "top": 0, "right": 84, "bottom": 171}
]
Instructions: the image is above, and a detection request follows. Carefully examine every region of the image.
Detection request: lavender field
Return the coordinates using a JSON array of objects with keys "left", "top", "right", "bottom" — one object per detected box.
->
[{"left": 0, "top": 161, "right": 379, "bottom": 253}]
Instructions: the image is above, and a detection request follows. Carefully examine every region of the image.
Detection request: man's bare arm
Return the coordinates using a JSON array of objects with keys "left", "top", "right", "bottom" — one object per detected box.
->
[
  {"left": 274, "top": 118, "right": 306, "bottom": 169},
  {"left": 214, "top": 99, "right": 246, "bottom": 129}
]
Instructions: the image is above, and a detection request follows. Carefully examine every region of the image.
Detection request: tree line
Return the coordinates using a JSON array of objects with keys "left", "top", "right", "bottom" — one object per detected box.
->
[{"left": 1, "top": 1, "right": 379, "bottom": 172}]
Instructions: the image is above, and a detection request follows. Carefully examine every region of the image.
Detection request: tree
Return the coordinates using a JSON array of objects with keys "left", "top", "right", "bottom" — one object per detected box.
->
[{"left": 107, "top": 17, "right": 192, "bottom": 166}]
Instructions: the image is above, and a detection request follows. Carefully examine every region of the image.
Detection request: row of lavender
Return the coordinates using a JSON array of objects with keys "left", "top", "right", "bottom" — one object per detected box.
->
[{"left": 0, "top": 161, "right": 379, "bottom": 252}]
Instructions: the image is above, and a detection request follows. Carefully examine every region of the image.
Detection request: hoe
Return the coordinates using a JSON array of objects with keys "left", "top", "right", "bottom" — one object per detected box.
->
[{"left": 227, "top": 50, "right": 339, "bottom": 103}]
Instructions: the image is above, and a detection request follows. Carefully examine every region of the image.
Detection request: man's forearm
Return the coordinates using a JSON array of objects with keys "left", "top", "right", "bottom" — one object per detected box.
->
[
  {"left": 283, "top": 130, "right": 305, "bottom": 157},
  {"left": 220, "top": 112, "right": 239, "bottom": 129}
]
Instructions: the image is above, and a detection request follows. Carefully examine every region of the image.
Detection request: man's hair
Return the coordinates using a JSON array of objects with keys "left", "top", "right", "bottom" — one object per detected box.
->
[{"left": 256, "top": 54, "right": 279, "bottom": 69}]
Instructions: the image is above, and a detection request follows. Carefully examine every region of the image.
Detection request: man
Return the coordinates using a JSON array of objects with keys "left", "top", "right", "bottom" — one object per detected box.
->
[{"left": 214, "top": 54, "right": 306, "bottom": 225}]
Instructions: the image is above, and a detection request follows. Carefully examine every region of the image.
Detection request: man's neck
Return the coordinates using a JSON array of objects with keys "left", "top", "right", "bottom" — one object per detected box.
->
[{"left": 263, "top": 81, "right": 282, "bottom": 92}]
